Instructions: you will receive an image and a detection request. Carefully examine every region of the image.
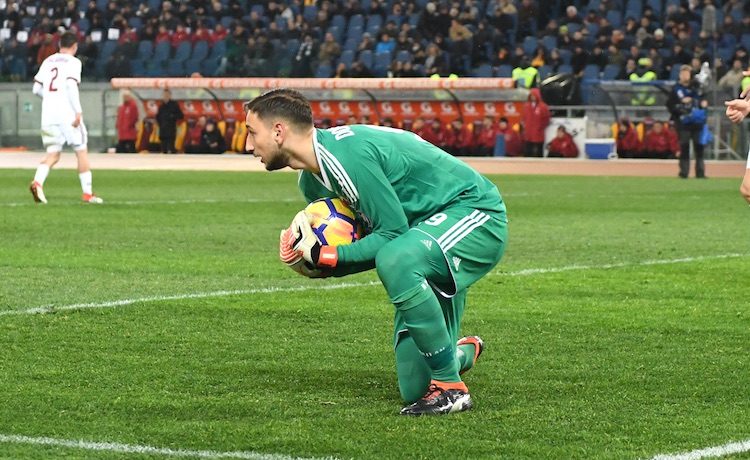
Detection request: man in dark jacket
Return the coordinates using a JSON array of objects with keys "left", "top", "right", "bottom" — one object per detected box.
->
[
  {"left": 155, "top": 89, "right": 184, "bottom": 154},
  {"left": 666, "top": 64, "right": 708, "bottom": 178}
]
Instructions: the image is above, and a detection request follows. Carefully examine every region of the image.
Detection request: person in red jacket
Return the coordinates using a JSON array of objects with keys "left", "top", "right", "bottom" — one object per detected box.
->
[
  {"left": 497, "top": 117, "right": 523, "bottom": 157},
  {"left": 642, "top": 121, "right": 677, "bottom": 159},
  {"left": 615, "top": 117, "right": 642, "bottom": 158},
  {"left": 476, "top": 115, "right": 500, "bottom": 157},
  {"left": 447, "top": 118, "right": 475, "bottom": 156},
  {"left": 184, "top": 115, "right": 207, "bottom": 154},
  {"left": 520, "top": 88, "right": 551, "bottom": 157},
  {"left": 116, "top": 91, "right": 139, "bottom": 153},
  {"left": 423, "top": 118, "right": 450, "bottom": 152},
  {"left": 547, "top": 125, "right": 579, "bottom": 158}
]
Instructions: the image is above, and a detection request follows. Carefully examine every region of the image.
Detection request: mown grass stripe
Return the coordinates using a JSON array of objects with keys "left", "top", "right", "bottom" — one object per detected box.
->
[{"left": 3, "top": 254, "right": 745, "bottom": 318}]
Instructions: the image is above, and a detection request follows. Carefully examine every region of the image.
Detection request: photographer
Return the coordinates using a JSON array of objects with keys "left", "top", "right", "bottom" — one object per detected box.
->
[{"left": 667, "top": 64, "right": 709, "bottom": 179}]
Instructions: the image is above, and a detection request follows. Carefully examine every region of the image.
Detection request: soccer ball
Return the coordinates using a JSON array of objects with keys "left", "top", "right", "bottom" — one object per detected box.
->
[{"left": 305, "top": 198, "right": 363, "bottom": 246}]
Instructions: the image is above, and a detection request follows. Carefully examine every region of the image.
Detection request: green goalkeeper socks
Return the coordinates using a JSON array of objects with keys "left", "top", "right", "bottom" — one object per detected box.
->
[
  {"left": 457, "top": 344, "right": 477, "bottom": 373},
  {"left": 397, "top": 294, "right": 461, "bottom": 383}
]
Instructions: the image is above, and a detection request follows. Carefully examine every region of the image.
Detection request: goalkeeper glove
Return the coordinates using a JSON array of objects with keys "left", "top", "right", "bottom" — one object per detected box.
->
[
  {"left": 279, "top": 227, "right": 329, "bottom": 278},
  {"left": 291, "top": 210, "right": 339, "bottom": 268}
]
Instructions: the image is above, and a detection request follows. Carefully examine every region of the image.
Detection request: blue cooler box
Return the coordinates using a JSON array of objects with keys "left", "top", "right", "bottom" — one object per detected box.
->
[{"left": 585, "top": 139, "right": 617, "bottom": 160}]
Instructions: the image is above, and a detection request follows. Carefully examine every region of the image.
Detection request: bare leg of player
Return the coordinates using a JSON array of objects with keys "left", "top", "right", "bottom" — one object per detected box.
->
[{"left": 29, "top": 151, "right": 61, "bottom": 204}]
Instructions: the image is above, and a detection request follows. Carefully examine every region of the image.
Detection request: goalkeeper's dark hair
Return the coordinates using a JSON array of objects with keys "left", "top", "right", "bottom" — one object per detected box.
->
[
  {"left": 60, "top": 31, "right": 78, "bottom": 49},
  {"left": 243, "top": 88, "right": 314, "bottom": 133}
]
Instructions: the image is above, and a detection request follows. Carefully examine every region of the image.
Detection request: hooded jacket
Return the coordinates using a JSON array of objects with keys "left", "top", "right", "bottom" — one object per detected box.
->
[{"left": 521, "top": 88, "right": 551, "bottom": 143}]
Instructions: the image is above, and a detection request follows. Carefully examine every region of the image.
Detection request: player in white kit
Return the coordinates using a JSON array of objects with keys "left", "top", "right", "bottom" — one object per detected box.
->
[
  {"left": 723, "top": 73, "right": 750, "bottom": 205},
  {"left": 29, "top": 31, "right": 103, "bottom": 204}
]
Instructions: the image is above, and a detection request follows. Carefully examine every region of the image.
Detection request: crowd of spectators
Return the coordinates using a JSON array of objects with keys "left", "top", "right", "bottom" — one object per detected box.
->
[{"left": 1, "top": 0, "right": 749, "bottom": 85}]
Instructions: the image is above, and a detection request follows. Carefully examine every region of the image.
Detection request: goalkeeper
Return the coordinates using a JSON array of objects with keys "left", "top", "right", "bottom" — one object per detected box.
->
[{"left": 244, "top": 89, "right": 508, "bottom": 416}]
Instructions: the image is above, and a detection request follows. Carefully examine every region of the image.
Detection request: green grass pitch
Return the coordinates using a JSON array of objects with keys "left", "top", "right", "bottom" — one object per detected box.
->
[{"left": 1, "top": 168, "right": 749, "bottom": 460}]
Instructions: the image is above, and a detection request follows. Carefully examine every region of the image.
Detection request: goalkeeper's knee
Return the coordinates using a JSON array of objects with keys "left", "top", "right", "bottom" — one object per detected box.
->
[{"left": 376, "top": 236, "right": 434, "bottom": 308}]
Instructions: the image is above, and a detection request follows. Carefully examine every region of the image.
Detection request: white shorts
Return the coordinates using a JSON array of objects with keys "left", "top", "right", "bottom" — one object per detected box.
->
[{"left": 41, "top": 122, "right": 88, "bottom": 152}]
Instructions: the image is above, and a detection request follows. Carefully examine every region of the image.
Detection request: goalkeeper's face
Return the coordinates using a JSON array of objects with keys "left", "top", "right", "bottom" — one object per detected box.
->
[{"left": 245, "top": 112, "right": 290, "bottom": 171}]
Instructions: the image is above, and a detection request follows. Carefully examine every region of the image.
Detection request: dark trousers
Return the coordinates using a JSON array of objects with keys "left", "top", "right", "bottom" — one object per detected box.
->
[
  {"left": 677, "top": 127, "right": 705, "bottom": 178},
  {"left": 116, "top": 140, "right": 136, "bottom": 153},
  {"left": 524, "top": 142, "right": 544, "bottom": 157},
  {"left": 160, "top": 134, "right": 177, "bottom": 154}
]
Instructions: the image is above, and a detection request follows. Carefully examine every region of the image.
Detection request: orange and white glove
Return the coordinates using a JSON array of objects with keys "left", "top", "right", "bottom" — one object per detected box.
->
[
  {"left": 291, "top": 210, "right": 338, "bottom": 268},
  {"left": 279, "top": 226, "right": 329, "bottom": 278}
]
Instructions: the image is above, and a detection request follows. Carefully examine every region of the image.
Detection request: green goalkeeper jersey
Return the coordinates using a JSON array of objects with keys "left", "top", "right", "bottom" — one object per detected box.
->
[{"left": 298, "top": 124, "right": 506, "bottom": 265}]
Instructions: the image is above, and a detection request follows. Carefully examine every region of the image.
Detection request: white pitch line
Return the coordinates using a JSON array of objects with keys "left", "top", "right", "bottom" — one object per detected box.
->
[
  {"left": 2, "top": 253, "right": 745, "bottom": 318},
  {"left": 646, "top": 439, "right": 750, "bottom": 460},
  {"left": 0, "top": 198, "right": 301, "bottom": 207},
  {"left": 0, "top": 433, "right": 340, "bottom": 460},
  {"left": 503, "top": 253, "right": 746, "bottom": 277}
]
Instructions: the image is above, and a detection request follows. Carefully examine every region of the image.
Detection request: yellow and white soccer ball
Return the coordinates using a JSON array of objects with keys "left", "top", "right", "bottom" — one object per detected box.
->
[{"left": 305, "top": 197, "right": 363, "bottom": 246}]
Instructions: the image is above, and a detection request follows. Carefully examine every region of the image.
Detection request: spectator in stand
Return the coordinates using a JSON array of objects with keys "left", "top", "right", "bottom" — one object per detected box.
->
[
  {"left": 106, "top": 32, "right": 137, "bottom": 78},
  {"left": 588, "top": 45, "right": 608, "bottom": 71},
  {"left": 728, "top": 47, "right": 749, "bottom": 70},
  {"left": 375, "top": 32, "right": 396, "bottom": 55},
  {"left": 192, "top": 20, "right": 212, "bottom": 44},
  {"left": 547, "top": 125, "right": 579, "bottom": 158},
  {"left": 476, "top": 115, "right": 499, "bottom": 157},
  {"left": 651, "top": 28, "right": 668, "bottom": 49},
  {"left": 607, "top": 45, "right": 627, "bottom": 70},
  {"left": 394, "top": 61, "right": 423, "bottom": 77},
  {"left": 394, "top": 30, "right": 413, "bottom": 53},
  {"left": 560, "top": 5, "right": 581, "bottom": 26},
  {"left": 36, "top": 34, "right": 57, "bottom": 71},
  {"left": 341, "top": 0, "right": 365, "bottom": 19},
  {"left": 77, "top": 35, "right": 99, "bottom": 78},
  {"left": 520, "top": 88, "right": 551, "bottom": 157},
  {"left": 615, "top": 118, "right": 642, "bottom": 158},
  {"left": 155, "top": 23, "right": 172, "bottom": 44},
  {"left": 448, "top": 18, "right": 473, "bottom": 73},
  {"left": 290, "top": 34, "right": 318, "bottom": 78},
  {"left": 116, "top": 91, "right": 139, "bottom": 153},
  {"left": 2, "top": 37, "right": 27, "bottom": 82},
  {"left": 623, "top": 16, "right": 639, "bottom": 36},
  {"left": 244, "top": 34, "right": 275, "bottom": 76},
  {"left": 548, "top": 48, "right": 563, "bottom": 71},
  {"left": 515, "top": 0, "right": 539, "bottom": 41},
  {"left": 643, "top": 121, "right": 679, "bottom": 159},
  {"left": 531, "top": 47, "right": 548, "bottom": 68},
  {"left": 510, "top": 44, "right": 526, "bottom": 68},
  {"left": 424, "top": 43, "right": 448, "bottom": 77},
  {"left": 171, "top": 23, "right": 191, "bottom": 48},
  {"left": 347, "top": 60, "right": 374, "bottom": 77},
  {"left": 200, "top": 118, "right": 226, "bottom": 154},
  {"left": 211, "top": 23, "right": 229, "bottom": 44},
  {"left": 488, "top": 5, "right": 515, "bottom": 45},
  {"left": 497, "top": 117, "right": 522, "bottom": 157},
  {"left": 367, "top": 0, "right": 388, "bottom": 19},
  {"left": 184, "top": 115, "right": 207, "bottom": 154},
  {"left": 719, "top": 59, "right": 746, "bottom": 89},
  {"left": 140, "top": 23, "right": 157, "bottom": 42},
  {"left": 358, "top": 32, "right": 376, "bottom": 53},
  {"left": 570, "top": 44, "right": 588, "bottom": 76},
  {"left": 446, "top": 118, "right": 474, "bottom": 156},
  {"left": 155, "top": 89, "right": 184, "bottom": 154}
]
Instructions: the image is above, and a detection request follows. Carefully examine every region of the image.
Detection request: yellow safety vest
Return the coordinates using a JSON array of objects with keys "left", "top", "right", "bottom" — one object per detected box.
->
[
  {"left": 630, "top": 71, "right": 657, "bottom": 105},
  {"left": 512, "top": 67, "right": 539, "bottom": 88},
  {"left": 742, "top": 76, "right": 750, "bottom": 92}
]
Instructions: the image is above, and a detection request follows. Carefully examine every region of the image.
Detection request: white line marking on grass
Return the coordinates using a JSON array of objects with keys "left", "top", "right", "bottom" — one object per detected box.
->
[
  {"left": 646, "top": 439, "right": 750, "bottom": 460},
  {"left": 0, "top": 282, "right": 382, "bottom": 317},
  {"left": 0, "top": 433, "right": 341, "bottom": 460},
  {"left": 2, "top": 253, "right": 745, "bottom": 318},
  {"left": 0, "top": 198, "right": 300, "bottom": 207},
  {"left": 502, "top": 253, "right": 746, "bottom": 277}
]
